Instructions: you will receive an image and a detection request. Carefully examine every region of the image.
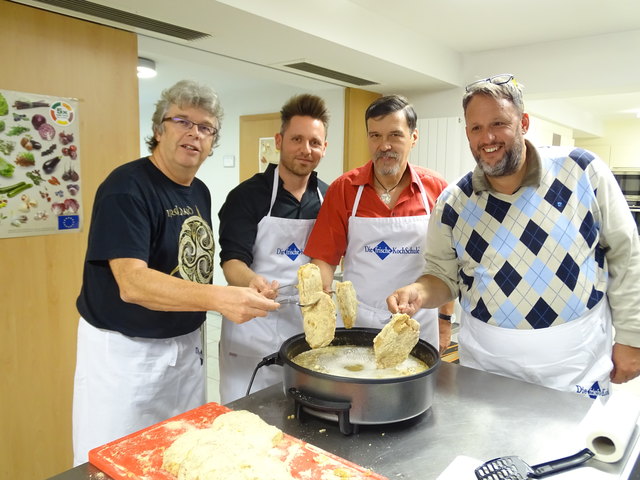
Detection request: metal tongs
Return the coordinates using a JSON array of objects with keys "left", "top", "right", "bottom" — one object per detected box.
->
[
  {"left": 274, "top": 283, "right": 316, "bottom": 307},
  {"left": 276, "top": 284, "right": 334, "bottom": 308},
  {"left": 277, "top": 297, "right": 321, "bottom": 307}
]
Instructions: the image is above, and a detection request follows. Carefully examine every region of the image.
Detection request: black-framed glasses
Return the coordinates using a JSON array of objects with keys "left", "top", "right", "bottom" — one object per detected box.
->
[
  {"left": 162, "top": 116, "right": 218, "bottom": 137},
  {"left": 465, "top": 74, "right": 515, "bottom": 92}
]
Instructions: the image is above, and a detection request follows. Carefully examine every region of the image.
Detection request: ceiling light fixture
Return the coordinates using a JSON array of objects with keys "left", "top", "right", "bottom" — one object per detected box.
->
[{"left": 137, "top": 57, "right": 157, "bottom": 79}]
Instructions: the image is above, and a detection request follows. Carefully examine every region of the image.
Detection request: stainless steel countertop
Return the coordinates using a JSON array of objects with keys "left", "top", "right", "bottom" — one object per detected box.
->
[{"left": 48, "top": 362, "right": 640, "bottom": 479}]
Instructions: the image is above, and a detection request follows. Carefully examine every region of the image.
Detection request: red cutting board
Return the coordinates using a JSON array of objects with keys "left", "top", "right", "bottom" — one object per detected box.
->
[{"left": 89, "top": 402, "right": 387, "bottom": 480}]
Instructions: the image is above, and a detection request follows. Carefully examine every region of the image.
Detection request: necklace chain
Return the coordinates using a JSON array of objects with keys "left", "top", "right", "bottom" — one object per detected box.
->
[{"left": 374, "top": 172, "right": 403, "bottom": 205}]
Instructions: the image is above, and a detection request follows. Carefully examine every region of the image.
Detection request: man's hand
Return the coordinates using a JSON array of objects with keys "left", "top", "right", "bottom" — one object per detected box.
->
[
  {"left": 221, "top": 260, "right": 278, "bottom": 299},
  {"left": 610, "top": 343, "right": 640, "bottom": 384},
  {"left": 248, "top": 275, "right": 278, "bottom": 299},
  {"left": 219, "top": 286, "right": 280, "bottom": 324},
  {"left": 387, "top": 283, "right": 424, "bottom": 317}
]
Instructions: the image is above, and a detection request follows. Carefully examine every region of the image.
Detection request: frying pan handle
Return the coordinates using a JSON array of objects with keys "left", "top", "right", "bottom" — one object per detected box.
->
[{"left": 530, "top": 448, "right": 594, "bottom": 478}]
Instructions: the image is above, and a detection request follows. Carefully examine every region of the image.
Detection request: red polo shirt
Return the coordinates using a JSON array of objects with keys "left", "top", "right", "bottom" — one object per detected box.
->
[{"left": 304, "top": 161, "right": 447, "bottom": 265}]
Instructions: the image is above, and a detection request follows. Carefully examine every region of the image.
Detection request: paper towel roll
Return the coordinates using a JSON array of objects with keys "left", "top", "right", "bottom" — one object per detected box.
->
[{"left": 583, "top": 391, "right": 640, "bottom": 463}]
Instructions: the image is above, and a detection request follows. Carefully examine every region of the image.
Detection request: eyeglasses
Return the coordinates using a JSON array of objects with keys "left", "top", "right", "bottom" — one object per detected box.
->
[
  {"left": 162, "top": 116, "right": 218, "bottom": 137},
  {"left": 465, "top": 74, "right": 515, "bottom": 92}
]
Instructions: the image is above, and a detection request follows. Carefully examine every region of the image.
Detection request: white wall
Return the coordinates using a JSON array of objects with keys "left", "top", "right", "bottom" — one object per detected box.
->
[
  {"left": 462, "top": 30, "right": 640, "bottom": 136},
  {"left": 577, "top": 118, "right": 640, "bottom": 170},
  {"left": 409, "top": 116, "right": 475, "bottom": 184},
  {"left": 404, "top": 88, "right": 465, "bottom": 120},
  {"left": 405, "top": 89, "right": 583, "bottom": 149},
  {"left": 526, "top": 116, "right": 575, "bottom": 148},
  {"left": 402, "top": 29, "right": 640, "bottom": 141},
  {"left": 404, "top": 91, "right": 577, "bottom": 184},
  {"left": 139, "top": 84, "right": 345, "bottom": 286}
]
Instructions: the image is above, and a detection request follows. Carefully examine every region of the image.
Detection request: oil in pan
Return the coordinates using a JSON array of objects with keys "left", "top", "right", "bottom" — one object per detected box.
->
[{"left": 291, "top": 345, "right": 429, "bottom": 379}]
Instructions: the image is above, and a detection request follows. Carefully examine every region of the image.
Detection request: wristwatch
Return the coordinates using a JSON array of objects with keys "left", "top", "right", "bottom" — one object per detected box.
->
[{"left": 438, "top": 312, "right": 456, "bottom": 323}]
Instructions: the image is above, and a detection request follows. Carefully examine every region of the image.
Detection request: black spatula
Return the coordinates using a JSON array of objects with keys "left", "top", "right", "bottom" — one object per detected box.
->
[{"left": 474, "top": 448, "right": 594, "bottom": 479}]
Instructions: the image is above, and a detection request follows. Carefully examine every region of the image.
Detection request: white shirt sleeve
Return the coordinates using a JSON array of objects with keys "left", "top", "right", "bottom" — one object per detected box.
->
[{"left": 593, "top": 158, "right": 640, "bottom": 346}]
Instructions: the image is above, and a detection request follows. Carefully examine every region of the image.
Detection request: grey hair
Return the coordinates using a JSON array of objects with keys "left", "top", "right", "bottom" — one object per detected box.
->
[
  {"left": 145, "top": 80, "right": 224, "bottom": 152},
  {"left": 462, "top": 79, "right": 525, "bottom": 116}
]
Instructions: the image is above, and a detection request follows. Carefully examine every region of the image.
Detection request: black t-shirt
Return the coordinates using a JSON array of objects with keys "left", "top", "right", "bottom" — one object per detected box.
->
[
  {"left": 218, "top": 163, "right": 328, "bottom": 267},
  {"left": 76, "top": 158, "right": 213, "bottom": 338}
]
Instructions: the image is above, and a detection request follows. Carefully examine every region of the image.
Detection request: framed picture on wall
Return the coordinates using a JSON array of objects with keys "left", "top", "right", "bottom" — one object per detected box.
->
[
  {"left": 0, "top": 88, "right": 82, "bottom": 239},
  {"left": 258, "top": 136, "right": 278, "bottom": 172}
]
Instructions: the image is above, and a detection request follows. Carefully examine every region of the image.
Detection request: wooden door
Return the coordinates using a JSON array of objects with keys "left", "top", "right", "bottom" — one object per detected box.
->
[
  {"left": 239, "top": 113, "right": 281, "bottom": 182},
  {"left": 343, "top": 88, "right": 381, "bottom": 172}
]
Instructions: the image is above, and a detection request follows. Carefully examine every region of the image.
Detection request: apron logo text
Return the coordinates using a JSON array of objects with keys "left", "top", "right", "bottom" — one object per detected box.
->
[
  {"left": 277, "top": 242, "right": 302, "bottom": 261},
  {"left": 576, "top": 381, "right": 609, "bottom": 399},
  {"left": 365, "top": 241, "right": 421, "bottom": 260}
]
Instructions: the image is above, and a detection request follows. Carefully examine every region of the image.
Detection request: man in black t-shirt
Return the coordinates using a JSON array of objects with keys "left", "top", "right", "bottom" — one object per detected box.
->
[{"left": 72, "top": 80, "right": 278, "bottom": 465}]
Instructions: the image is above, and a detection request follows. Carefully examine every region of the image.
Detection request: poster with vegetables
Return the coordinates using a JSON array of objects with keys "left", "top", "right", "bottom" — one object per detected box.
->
[{"left": 0, "top": 88, "right": 81, "bottom": 239}]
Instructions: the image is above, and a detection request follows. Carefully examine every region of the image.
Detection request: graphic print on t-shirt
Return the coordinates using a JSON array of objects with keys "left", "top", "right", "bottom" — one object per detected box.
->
[{"left": 174, "top": 213, "right": 214, "bottom": 283}]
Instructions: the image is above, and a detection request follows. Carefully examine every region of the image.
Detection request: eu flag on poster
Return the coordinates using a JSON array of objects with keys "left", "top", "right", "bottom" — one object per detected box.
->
[{"left": 58, "top": 215, "right": 79, "bottom": 230}]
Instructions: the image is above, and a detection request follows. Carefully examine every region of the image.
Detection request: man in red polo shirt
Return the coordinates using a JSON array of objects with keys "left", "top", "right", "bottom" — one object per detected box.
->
[{"left": 304, "top": 94, "right": 454, "bottom": 352}]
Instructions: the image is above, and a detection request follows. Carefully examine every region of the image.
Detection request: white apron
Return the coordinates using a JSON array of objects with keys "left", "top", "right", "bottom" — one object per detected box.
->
[
  {"left": 72, "top": 317, "right": 205, "bottom": 465},
  {"left": 342, "top": 180, "right": 439, "bottom": 348},
  {"left": 219, "top": 166, "right": 322, "bottom": 404},
  {"left": 458, "top": 299, "right": 613, "bottom": 397}
]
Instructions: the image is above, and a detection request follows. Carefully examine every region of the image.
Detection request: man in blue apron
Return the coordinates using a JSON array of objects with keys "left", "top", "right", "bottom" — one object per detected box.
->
[
  {"left": 218, "top": 94, "right": 330, "bottom": 403},
  {"left": 304, "top": 95, "right": 455, "bottom": 353},
  {"left": 72, "top": 80, "right": 278, "bottom": 465},
  {"left": 388, "top": 74, "right": 640, "bottom": 397}
]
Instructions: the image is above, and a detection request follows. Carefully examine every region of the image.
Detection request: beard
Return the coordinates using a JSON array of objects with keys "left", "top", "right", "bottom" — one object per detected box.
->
[
  {"left": 473, "top": 139, "right": 524, "bottom": 177},
  {"left": 373, "top": 151, "right": 402, "bottom": 176},
  {"left": 279, "top": 156, "right": 317, "bottom": 177},
  {"left": 284, "top": 162, "right": 312, "bottom": 177}
]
